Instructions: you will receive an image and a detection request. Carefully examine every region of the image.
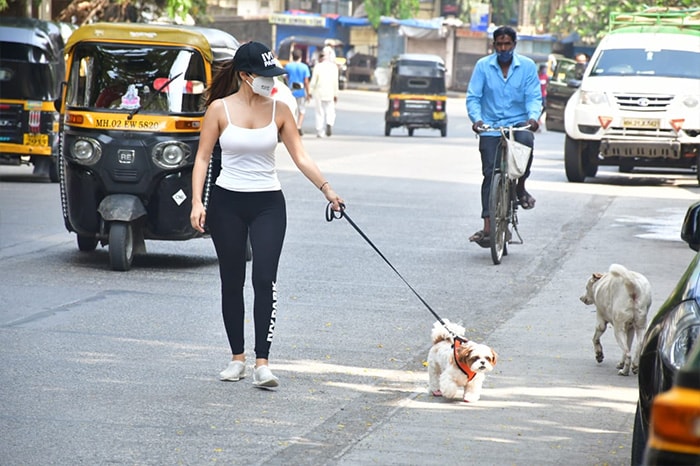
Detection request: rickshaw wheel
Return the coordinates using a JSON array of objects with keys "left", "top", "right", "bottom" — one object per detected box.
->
[
  {"left": 440, "top": 125, "right": 447, "bottom": 137},
  {"left": 77, "top": 235, "right": 98, "bottom": 252},
  {"left": 48, "top": 160, "right": 59, "bottom": 183},
  {"left": 109, "top": 221, "right": 134, "bottom": 271},
  {"left": 384, "top": 123, "right": 391, "bottom": 136},
  {"left": 32, "top": 156, "right": 59, "bottom": 183},
  {"left": 408, "top": 128, "right": 414, "bottom": 137}
]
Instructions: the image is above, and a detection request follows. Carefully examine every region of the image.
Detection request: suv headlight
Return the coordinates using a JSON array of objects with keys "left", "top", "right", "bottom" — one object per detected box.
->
[
  {"left": 70, "top": 137, "right": 102, "bottom": 165},
  {"left": 152, "top": 141, "right": 191, "bottom": 170},
  {"left": 659, "top": 300, "right": 700, "bottom": 370},
  {"left": 579, "top": 90, "right": 608, "bottom": 105}
]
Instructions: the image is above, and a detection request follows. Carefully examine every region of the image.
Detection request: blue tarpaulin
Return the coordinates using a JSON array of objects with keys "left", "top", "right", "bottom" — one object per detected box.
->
[{"left": 316, "top": 14, "right": 444, "bottom": 30}]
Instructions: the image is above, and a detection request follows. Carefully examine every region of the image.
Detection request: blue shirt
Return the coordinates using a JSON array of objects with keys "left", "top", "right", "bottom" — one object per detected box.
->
[
  {"left": 284, "top": 61, "right": 311, "bottom": 99},
  {"left": 466, "top": 52, "right": 542, "bottom": 136}
]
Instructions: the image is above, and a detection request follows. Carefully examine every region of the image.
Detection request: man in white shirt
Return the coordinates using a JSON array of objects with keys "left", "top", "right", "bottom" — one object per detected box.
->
[{"left": 309, "top": 46, "right": 339, "bottom": 138}]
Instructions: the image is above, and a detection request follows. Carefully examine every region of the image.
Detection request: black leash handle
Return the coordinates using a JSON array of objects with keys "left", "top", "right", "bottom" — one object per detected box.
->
[{"left": 325, "top": 202, "right": 456, "bottom": 335}]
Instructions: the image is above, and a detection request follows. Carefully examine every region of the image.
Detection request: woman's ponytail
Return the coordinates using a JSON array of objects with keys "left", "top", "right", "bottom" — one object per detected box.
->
[{"left": 205, "top": 58, "right": 240, "bottom": 107}]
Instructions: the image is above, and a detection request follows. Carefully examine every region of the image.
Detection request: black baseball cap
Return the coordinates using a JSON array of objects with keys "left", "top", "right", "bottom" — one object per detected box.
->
[{"left": 233, "top": 41, "right": 287, "bottom": 77}]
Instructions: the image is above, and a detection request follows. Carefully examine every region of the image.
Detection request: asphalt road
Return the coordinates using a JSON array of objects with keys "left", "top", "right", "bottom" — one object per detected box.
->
[{"left": 1, "top": 89, "right": 698, "bottom": 465}]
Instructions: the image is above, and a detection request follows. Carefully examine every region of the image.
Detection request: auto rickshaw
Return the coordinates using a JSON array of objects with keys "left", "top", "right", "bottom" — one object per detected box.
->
[
  {"left": 0, "top": 18, "right": 66, "bottom": 181},
  {"left": 54, "top": 23, "right": 239, "bottom": 270},
  {"left": 384, "top": 54, "right": 447, "bottom": 137}
]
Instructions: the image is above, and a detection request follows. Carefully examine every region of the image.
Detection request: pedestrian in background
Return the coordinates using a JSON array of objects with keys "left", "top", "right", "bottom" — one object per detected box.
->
[
  {"left": 190, "top": 41, "right": 344, "bottom": 389},
  {"left": 284, "top": 49, "right": 311, "bottom": 135},
  {"left": 309, "top": 46, "right": 339, "bottom": 138}
]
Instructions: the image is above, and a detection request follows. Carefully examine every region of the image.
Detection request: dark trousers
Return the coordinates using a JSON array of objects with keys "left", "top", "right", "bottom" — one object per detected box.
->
[
  {"left": 478, "top": 130, "right": 534, "bottom": 218},
  {"left": 207, "top": 186, "right": 287, "bottom": 360}
]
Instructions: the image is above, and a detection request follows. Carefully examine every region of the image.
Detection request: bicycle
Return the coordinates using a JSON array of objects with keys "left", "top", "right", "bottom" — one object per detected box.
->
[{"left": 477, "top": 124, "right": 532, "bottom": 265}]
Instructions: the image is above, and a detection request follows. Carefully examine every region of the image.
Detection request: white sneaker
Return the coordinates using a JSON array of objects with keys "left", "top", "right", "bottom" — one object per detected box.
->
[
  {"left": 219, "top": 360, "right": 246, "bottom": 381},
  {"left": 253, "top": 365, "right": 279, "bottom": 388}
]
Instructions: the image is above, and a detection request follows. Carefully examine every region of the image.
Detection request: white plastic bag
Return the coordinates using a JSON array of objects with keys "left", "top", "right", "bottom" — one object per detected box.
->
[{"left": 505, "top": 131, "right": 531, "bottom": 180}]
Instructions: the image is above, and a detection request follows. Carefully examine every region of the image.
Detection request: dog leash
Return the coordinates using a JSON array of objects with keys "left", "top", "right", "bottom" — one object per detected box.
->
[{"left": 325, "top": 202, "right": 465, "bottom": 342}]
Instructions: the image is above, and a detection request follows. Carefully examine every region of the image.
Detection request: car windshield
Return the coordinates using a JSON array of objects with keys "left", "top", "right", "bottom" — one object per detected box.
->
[
  {"left": 589, "top": 48, "right": 700, "bottom": 79},
  {"left": 66, "top": 43, "right": 207, "bottom": 114},
  {"left": 552, "top": 60, "right": 578, "bottom": 83},
  {"left": 0, "top": 42, "right": 62, "bottom": 100}
]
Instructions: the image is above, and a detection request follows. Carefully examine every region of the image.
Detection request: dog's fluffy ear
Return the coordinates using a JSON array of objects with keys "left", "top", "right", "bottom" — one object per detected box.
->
[
  {"left": 490, "top": 350, "right": 498, "bottom": 366},
  {"left": 454, "top": 344, "right": 472, "bottom": 365},
  {"left": 592, "top": 272, "right": 603, "bottom": 281}
]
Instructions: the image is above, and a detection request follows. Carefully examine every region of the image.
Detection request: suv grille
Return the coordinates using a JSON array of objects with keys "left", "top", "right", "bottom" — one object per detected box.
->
[{"left": 613, "top": 94, "right": 673, "bottom": 112}]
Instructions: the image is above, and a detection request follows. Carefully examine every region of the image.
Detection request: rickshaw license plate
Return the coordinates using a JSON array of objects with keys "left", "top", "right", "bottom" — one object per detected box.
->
[
  {"left": 622, "top": 118, "right": 659, "bottom": 129},
  {"left": 24, "top": 134, "right": 49, "bottom": 146},
  {"left": 433, "top": 111, "right": 446, "bottom": 120}
]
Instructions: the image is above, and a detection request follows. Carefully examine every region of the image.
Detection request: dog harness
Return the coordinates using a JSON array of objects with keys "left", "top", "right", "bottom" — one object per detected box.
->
[{"left": 453, "top": 337, "right": 477, "bottom": 381}]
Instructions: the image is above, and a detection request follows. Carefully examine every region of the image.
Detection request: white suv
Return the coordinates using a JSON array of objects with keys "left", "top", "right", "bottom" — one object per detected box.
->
[{"left": 563, "top": 9, "right": 700, "bottom": 183}]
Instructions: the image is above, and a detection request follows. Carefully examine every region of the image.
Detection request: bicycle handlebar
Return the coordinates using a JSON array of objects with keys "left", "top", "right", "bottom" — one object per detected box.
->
[{"left": 475, "top": 124, "right": 531, "bottom": 134}]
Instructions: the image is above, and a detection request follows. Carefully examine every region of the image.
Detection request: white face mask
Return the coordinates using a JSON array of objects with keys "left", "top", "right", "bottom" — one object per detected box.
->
[{"left": 245, "top": 75, "right": 274, "bottom": 97}]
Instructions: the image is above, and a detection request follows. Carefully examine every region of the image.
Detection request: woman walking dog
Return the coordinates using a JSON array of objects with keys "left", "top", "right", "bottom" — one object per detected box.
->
[{"left": 190, "top": 41, "right": 344, "bottom": 388}]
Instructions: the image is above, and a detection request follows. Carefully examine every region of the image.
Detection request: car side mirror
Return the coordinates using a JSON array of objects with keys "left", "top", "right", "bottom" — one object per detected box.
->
[
  {"left": 681, "top": 201, "right": 700, "bottom": 252},
  {"left": 566, "top": 79, "right": 582, "bottom": 88}
]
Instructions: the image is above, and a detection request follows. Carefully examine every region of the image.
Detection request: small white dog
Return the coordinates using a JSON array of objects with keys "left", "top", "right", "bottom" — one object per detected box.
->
[
  {"left": 427, "top": 319, "right": 498, "bottom": 403},
  {"left": 580, "top": 263, "right": 652, "bottom": 376}
]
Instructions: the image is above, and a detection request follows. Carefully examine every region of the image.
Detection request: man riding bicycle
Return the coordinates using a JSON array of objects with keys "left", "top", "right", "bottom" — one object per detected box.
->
[{"left": 466, "top": 26, "right": 542, "bottom": 247}]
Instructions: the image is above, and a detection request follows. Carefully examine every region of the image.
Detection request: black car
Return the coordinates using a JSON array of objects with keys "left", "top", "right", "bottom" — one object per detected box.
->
[
  {"left": 631, "top": 201, "right": 700, "bottom": 465},
  {"left": 642, "top": 342, "right": 700, "bottom": 465},
  {"left": 544, "top": 57, "right": 579, "bottom": 133}
]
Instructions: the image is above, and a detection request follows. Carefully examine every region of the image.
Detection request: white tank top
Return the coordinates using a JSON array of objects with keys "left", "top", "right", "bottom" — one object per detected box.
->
[{"left": 215, "top": 99, "right": 282, "bottom": 192}]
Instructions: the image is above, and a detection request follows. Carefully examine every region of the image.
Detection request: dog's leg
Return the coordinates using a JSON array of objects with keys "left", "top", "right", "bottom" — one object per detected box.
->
[
  {"left": 439, "top": 373, "right": 460, "bottom": 399},
  {"left": 612, "top": 324, "right": 632, "bottom": 376},
  {"left": 593, "top": 318, "right": 607, "bottom": 364},
  {"left": 428, "top": 361, "right": 442, "bottom": 396},
  {"left": 617, "top": 325, "right": 635, "bottom": 372},
  {"left": 631, "top": 320, "right": 647, "bottom": 375},
  {"left": 463, "top": 377, "right": 483, "bottom": 403}
]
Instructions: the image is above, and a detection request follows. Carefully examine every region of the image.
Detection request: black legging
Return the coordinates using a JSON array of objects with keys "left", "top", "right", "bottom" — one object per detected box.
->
[{"left": 207, "top": 186, "right": 287, "bottom": 360}]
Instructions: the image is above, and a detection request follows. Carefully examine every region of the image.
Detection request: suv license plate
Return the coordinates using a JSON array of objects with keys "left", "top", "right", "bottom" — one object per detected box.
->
[
  {"left": 622, "top": 118, "right": 659, "bottom": 129},
  {"left": 23, "top": 134, "right": 49, "bottom": 146}
]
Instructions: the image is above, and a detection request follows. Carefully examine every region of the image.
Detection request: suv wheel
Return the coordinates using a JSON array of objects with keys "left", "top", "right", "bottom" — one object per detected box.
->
[{"left": 565, "top": 136, "right": 588, "bottom": 182}]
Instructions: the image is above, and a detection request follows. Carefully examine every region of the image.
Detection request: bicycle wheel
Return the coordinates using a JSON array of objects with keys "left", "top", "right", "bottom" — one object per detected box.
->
[{"left": 489, "top": 171, "right": 509, "bottom": 265}]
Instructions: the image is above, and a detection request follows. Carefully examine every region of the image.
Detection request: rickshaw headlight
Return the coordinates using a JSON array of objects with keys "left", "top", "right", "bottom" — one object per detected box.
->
[
  {"left": 152, "top": 141, "right": 191, "bottom": 169},
  {"left": 71, "top": 138, "right": 102, "bottom": 165}
]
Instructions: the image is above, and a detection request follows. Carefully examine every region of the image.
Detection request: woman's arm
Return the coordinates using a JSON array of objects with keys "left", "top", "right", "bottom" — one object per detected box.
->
[{"left": 190, "top": 100, "right": 223, "bottom": 232}]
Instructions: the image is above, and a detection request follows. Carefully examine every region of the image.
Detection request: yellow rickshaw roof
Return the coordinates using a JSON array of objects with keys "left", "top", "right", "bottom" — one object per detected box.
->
[{"left": 65, "top": 23, "right": 237, "bottom": 62}]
